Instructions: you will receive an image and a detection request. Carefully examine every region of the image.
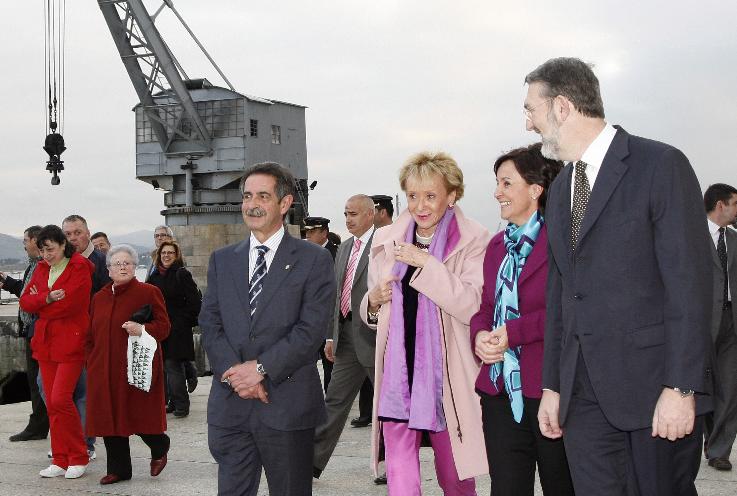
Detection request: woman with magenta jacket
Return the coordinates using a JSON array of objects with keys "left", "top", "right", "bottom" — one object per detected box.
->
[{"left": 470, "top": 143, "right": 573, "bottom": 496}]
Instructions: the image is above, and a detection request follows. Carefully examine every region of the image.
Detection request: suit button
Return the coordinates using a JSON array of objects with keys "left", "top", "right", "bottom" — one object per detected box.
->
[{"left": 573, "top": 293, "right": 583, "bottom": 300}]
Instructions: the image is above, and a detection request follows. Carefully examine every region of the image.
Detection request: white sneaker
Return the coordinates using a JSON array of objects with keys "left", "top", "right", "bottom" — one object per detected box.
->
[
  {"left": 88, "top": 450, "right": 96, "bottom": 461},
  {"left": 39, "top": 465, "right": 66, "bottom": 478},
  {"left": 64, "top": 465, "right": 87, "bottom": 479}
]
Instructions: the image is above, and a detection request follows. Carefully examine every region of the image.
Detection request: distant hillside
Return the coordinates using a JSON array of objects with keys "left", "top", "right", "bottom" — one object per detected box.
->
[
  {"left": 0, "top": 233, "right": 25, "bottom": 261},
  {"left": 111, "top": 230, "right": 154, "bottom": 250}
]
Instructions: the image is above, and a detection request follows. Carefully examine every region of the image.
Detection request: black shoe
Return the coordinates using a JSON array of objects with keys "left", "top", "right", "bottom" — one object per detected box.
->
[
  {"left": 173, "top": 409, "right": 189, "bottom": 418},
  {"left": 708, "top": 457, "right": 732, "bottom": 471},
  {"left": 350, "top": 416, "right": 371, "bottom": 428},
  {"left": 165, "top": 403, "right": 175, "bottom": 414},
  {"left": 374, "top": 473, "right": 387, "bottom": 485},
  {"left": 313, "top": 467, "right": 322, "bottom": 479},
  {"left": 187, "top": 376, "right": 198, "bottom": 394},
  {"left": 9, "top": 430, "right": 47, "bottom": 442}
]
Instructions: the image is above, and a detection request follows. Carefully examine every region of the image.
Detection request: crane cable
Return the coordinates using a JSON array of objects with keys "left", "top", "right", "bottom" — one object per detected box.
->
[{"left": 45, "top": 0, "right": 65, "bottom": 134}]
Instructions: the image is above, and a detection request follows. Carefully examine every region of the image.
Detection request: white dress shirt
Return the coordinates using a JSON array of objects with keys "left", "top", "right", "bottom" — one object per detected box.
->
[
  {"left": 708, "top": 217, "right": 731, "bottom": 300},
  {"left": 248, "top": 227, "right": 285, "bottom": 281},
  {"left": 570, "top": 123, "right": 618, "bottom": 209}
]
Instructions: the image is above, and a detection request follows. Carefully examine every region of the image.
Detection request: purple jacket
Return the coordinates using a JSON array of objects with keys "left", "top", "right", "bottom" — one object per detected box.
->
[{"left": 469, "top": 225, "right": 548, "bottom": 399}]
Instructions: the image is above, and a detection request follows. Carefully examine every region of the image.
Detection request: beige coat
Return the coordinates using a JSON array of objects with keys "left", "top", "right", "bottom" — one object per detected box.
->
[{"left": 360, "top": 206, "right": 491, "bottom": 480}]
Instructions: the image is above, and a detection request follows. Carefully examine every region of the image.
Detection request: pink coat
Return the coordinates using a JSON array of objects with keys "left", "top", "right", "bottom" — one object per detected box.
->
[{"left": 360, "top": 206, "right": 491, "bottom": 480}]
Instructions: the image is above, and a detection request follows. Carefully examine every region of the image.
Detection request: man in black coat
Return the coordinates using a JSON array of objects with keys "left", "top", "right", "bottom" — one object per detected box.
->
[
  {"left": 1, "top": 225, "right": 49, "bottom": 442},
  {"left": 527, "top": 57, "right": 712, "bottom": 495}
]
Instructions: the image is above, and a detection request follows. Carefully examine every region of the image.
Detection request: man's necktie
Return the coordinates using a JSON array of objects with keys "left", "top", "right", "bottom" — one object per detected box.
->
[
  {"left": 340, "top": 238, "right": 362, "bottom": 317},
  {"left": 249, "top": 245, "right": 269, "bottom": 316},
  {"left": 571, "top": 160, "right": 591, "bottom": 250},
  {"left": 718, "top": 227, "right": 729, "bottom": 304}
]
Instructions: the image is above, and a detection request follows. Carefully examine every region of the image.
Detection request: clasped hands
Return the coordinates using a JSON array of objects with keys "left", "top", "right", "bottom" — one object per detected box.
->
[
  {"left": 30, "top": 284, "right": 65, "bottom": 304},
  {"left": 474, "top": 325, "right": 509, "bottom": 364},
  {"left": 221, "top": 360, "right": 269, "bottom": 403}
]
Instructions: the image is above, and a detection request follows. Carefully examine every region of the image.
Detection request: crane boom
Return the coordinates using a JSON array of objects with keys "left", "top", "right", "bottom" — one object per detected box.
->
[{"left": 97, "top": 0, "right": 211, "bottom": 156}]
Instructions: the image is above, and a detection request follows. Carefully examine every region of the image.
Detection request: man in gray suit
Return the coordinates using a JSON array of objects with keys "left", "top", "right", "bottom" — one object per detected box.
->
[
  {"left": 528, "top": 58, "right": 713, "bottom": 495},
  {"left": 704, "top": 183, "right": 737, "bottom": 470},
  {"left": 200, "top": 162, "right": 336, "bottom": 496},
  {"left": 313, "top": 194, "right": 376, "bottom": 477}
]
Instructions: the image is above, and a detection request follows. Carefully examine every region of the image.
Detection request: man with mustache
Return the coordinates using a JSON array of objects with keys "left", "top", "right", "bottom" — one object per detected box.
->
[
  {"left": 527, "top": 57, "right": 712, "bottom": 495},
  {"left": 200, "top": 162, "right": 336, "bottom": 496}
]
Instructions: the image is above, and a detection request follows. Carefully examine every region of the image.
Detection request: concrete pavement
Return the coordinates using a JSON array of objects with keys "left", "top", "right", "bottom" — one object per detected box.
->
[{"left": 1, "top": 376, "right": 736, "bottom": 495}]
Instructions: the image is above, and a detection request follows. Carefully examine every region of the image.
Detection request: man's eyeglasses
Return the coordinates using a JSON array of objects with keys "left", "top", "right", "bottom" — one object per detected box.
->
[{"left": 523, "top": 98, "right": 553, "bottom": 121}]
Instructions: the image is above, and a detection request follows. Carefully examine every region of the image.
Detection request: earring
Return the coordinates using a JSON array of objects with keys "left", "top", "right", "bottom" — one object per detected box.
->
[{"left": 531, "top": 195, "right": 537, "bottom": 200}]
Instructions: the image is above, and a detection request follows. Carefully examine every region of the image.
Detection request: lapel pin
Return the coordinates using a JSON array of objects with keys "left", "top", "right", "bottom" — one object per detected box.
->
[{"left": 285, "top": 264, "right": 290, "bottom": 270}]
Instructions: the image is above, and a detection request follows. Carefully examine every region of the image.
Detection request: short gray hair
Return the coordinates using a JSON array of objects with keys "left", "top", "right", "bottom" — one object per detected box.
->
[
  {"left": 154, "top": 225, "right": 174, "bottom": 237},
  {"left": 525, "top": 57, "right": 605, "bottom": 119},
  {"left": 106, "top": 244, "right": 139, "bottom": 267}
]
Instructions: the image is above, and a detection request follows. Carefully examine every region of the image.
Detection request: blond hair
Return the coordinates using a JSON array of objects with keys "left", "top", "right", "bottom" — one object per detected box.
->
[{"left": 399, "top": 151, "right": 465, "bottom": 201}]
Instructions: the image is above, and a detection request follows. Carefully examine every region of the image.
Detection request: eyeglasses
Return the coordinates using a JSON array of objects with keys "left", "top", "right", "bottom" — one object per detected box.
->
[
  {"left": 160, "top": 251, "right": 176, "bottom": 256},
  {"left": 153, "top": 233, "right": 170, "bottom": 239},
  {"left": 523, "top": 98, "right": 553, "bottom": 121},
  {"left": 108, "top": 261, "right": 134, "bottom": 269}
]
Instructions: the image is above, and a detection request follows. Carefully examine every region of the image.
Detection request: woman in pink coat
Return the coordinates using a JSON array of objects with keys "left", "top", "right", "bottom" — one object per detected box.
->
[{"left": 360, "top": 151, "right": 491, "bottom": 495}]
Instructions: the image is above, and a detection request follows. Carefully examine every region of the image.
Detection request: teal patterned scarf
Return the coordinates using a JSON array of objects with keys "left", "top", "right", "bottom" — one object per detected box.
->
[{"left": 490, "top": 210, "right": 543, "bottom": 422}]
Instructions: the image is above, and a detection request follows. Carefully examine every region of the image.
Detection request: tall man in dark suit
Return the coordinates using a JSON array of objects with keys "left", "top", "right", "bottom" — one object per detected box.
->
[
  {"left": 200, "top": 162, "right": 336, "bottom": 496},
  {"left": 703, "top": 183, "right": 737, "bottom": 470},
  {"left": 527, "top": 57, "right": 713, "bottom": 495},
  {"left": 304, "top": 216, "right": 338, "bottom": 392},
  {"left": 313, "top": 195, "right": 376, "bottom": 478}
]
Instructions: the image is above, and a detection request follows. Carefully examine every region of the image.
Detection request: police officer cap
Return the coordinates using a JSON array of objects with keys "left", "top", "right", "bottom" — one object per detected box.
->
[
  {"left": 371, "top": 195, "right": 393, "bottom": 209},
  {"left": 304, "top": 216, "right": 330, "bottom": 230}
]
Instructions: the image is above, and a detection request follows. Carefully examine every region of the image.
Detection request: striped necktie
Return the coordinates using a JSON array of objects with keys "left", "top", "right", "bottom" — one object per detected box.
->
[
  {"left": 249, "top": 245, "right": 269, "bottom": 316},
  {"left": 340, "top": 238, "right": 362, "bottom": 317}
]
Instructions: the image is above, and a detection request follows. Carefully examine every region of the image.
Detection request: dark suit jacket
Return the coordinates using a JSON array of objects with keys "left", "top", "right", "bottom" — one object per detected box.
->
[
  {"left": 330, "top": 232, "right": 375, "bottom": 367},
  {"left": 710, "top": 225, "right": 737, "bottom": 340},
  {"left": 470, "top": 226, "right": 548, "bottom": 399},
  {"left": 543, "top": 126, "right": 713, "bottom": 431},
  {"left": 199, "top": 232, "right": 336, "bottom": 431},
  {"left": 88, "top": 248, "right": 111, "bottom": 294}
]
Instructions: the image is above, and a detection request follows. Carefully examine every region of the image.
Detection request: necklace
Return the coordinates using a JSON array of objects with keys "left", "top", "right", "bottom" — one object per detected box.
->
[{"left": 414, "top": 231, "right": 434, "bottom": 250}]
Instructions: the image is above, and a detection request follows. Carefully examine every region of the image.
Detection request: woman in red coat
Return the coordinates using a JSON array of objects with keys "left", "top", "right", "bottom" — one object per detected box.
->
[
  {"left": 20, "top": 225, "right": 94, "bottom": 479},
  {"left": 85, "top": 244, "right": 171, "bottom": 485}
]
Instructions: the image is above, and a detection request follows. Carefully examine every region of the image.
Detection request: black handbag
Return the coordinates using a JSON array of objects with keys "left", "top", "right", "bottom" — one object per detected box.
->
[{"left": 130, "top": 304, "right": 154, "bottom": 324}]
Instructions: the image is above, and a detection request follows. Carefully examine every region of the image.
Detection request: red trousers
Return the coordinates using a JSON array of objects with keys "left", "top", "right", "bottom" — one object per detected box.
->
[{"left": 38, "top": 360, "right": 87, "bottom": 468}]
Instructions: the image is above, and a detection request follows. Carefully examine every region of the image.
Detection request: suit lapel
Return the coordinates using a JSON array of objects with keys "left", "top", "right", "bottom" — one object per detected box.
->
[
  {"left": 336, "top": 238, "right": 351, "bottom": 287},
  {"left": 577, "top": 129, "right": 630, "bottom": 246},
  {"left": 727, "top": 228, "right": 737, "bottom": 269},
  {"left": 230, "top": 239, "right": 252, "bottom": 320},
  {"left": 250, "top": 233, "right": 298, "bottom": 326}
]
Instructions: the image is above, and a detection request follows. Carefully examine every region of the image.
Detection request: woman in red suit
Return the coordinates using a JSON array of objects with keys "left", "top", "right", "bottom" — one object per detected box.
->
[
  {"left": 20, "top": 225, "right": 94, "bottom": 479},
  {"left": 470, "top": 143, "right": 572, "bottom": 495}
]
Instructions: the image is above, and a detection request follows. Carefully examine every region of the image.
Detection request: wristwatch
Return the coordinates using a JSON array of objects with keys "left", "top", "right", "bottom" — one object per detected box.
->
[
  {"left": 367, "top": 307, "right": 380, "bottom": 324},
  {"left": 256, "top": 362, "right": 266, "bottom": 376},
  {"left": 671, "top": 387, "right": 694, "bottom": 398}
]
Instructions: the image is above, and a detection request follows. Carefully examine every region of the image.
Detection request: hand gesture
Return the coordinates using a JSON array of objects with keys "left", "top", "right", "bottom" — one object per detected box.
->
[
  {"left": 538, "top": 390, "right": 563, "bottom": 439},
  {"left": 368, "top": 275, "right": 399, "bottom": 310},
  {"left": 324, "top": 341, "right": 335, "bottom": 363},
  {"left": 46, "top": 289, "right": 66, "bottom": 303},
  {"left": 394, "top": 242, "right": 430, "bottom": 268},
  {"left": 651, "top": 388, "right": 695, "bottom": 441}
]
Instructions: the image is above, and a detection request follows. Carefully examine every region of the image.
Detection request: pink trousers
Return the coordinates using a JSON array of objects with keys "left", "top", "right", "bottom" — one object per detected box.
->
[
  {"left": 383, "top": 420, "right": 477, "bottom": 496},
  {"left": 38, "top": 360, "right": 88, "bottom": 468}
]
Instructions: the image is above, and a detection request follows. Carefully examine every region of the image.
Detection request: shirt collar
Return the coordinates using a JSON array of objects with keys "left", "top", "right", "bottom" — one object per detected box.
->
[
  {"left": 355, "top": 226, "right": 375, "bottom": 245},
  {"left": 249, "top": 226, "right": 285, "bottom": 253},
  {"left": 81, "top": 241, "right": 95, "bottom": 258},
  {"left": 578, "top": 122, "right": 617, "bottom": 171},
  {"left": 707, "top": 217, "right": 723, "bottom": 236}
]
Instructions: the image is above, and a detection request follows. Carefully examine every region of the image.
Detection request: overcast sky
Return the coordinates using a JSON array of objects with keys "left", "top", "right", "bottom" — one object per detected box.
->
[{"left": 1, "top": 1, "right": 734, "bottom": 239}]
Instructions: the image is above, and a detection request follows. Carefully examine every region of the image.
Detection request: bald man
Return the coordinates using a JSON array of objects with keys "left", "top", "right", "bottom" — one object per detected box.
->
[{"left": 313, "top": 195, "right": 377, "bottom": 477}]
